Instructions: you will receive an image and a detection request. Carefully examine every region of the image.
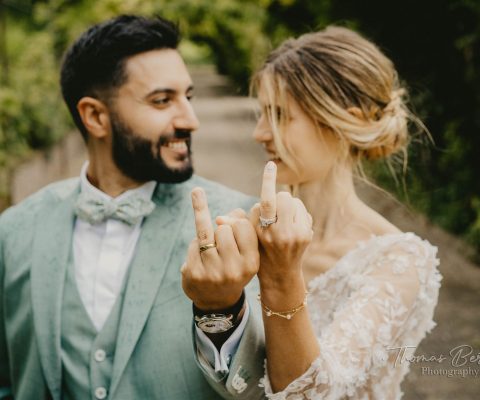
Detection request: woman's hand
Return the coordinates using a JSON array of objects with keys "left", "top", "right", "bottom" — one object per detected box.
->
[{"left": 249, "top": 161, "right": 313, "bottom": 290}]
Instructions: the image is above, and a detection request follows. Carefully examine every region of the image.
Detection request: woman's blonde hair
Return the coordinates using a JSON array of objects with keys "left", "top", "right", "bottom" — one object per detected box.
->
[{"left": 251, "top": 26, "right": 419, "bottom": 176}]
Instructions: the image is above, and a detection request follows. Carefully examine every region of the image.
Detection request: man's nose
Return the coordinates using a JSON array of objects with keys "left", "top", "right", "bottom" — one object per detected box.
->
[
  {"left": 173, "top": 99, "right": 200, "bottom": 132},
  {"left": 252, "top": 114, "right": 273, "bottom": 143}
]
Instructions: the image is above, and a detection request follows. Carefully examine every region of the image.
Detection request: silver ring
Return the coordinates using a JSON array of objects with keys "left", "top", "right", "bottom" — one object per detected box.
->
[{"left": 259, "top": 215, "right": 277, "bottom": 228}]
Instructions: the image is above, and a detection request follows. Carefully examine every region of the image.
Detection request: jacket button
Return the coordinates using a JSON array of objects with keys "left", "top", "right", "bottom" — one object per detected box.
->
[
  {"left": 95, "top": 386, "right": 107, "bottom": 399},
  {"left": 94, "top": 349, "right": 106, "bottom": 362}
]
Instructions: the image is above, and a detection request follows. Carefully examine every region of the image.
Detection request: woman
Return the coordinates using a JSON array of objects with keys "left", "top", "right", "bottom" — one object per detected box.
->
[{"left": 245, "top": 26, "right": 441, "bottom": 399}]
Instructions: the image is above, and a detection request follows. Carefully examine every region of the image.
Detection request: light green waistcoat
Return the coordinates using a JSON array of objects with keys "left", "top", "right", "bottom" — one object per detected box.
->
[{"left": 61, "top": 252, "right": 125, "bottom": 400}]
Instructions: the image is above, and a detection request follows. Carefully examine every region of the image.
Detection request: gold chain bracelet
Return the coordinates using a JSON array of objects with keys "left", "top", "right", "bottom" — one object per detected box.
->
[{"left": 257, "top": 292, "right": 309, "bottom": 320}]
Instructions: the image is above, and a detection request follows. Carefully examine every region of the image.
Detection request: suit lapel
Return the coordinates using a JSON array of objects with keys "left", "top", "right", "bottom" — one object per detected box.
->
[
  {"left": 31, "top": 183, "right": 79, "bottom": 400},
  {"left": 110, "top": 181, "right": 191, "bottom": 395}
]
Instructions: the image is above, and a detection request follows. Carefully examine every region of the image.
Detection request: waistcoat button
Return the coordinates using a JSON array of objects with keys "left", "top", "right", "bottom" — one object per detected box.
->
[
  {"left": 95, "top": 386, "right": 107, "bottom": 399},
  {"left": 94, "top": 349, "right": 106, "bottom": 362}
]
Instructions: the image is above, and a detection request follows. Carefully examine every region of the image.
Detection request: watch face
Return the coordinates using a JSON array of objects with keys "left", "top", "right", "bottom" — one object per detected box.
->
[{"left": 196, "top": 314, "right": 234, "bottom": 333}]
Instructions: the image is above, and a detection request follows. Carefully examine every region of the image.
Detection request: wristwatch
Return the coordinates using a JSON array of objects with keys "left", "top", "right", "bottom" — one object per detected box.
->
[
  {"left": 193, "top": 291, "right": 245, "bottom": 334},
  {"left": 194, "top": 313, "right": 234, "bottom": 333}
]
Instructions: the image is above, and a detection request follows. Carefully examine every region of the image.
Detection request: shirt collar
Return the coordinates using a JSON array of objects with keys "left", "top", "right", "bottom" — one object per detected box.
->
[{"left": 79, "top": 161, "right": 157, "bottom": 203}]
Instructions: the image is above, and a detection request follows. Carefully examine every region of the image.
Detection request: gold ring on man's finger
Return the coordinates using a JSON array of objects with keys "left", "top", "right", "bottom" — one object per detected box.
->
[
  {"left": 259, "top": 215, "right": 277, "bottom": 228},
  {"left": 199, "top": 242, "right": 217, "bottom": 253}
]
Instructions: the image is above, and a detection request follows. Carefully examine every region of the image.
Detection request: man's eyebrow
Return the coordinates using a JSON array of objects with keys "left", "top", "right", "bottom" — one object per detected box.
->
[{"left": 144, "top": 85, "right": 194, "bottom": 98}]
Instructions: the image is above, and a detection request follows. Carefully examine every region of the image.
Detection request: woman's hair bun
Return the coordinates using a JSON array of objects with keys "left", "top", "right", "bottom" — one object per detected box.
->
[{"left": 361, "top": 88, "right": 409, "bottom": 160}]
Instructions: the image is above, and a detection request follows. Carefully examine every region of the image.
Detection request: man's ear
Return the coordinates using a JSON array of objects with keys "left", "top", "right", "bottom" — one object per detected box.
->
[{"left": 77, "top": 97, "right": 111, "bottom": 139}]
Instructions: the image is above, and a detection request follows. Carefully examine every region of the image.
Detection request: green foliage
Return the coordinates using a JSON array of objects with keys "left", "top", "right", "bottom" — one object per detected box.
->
[
  {"left": 0, "top": 16, "right": 72, "bottom": 166},
  {"left": 156, "top": 0, "right": 270, "bottom": 92},
  {"left": 262, "top": 0, "right": 332, "bottom": 45}
]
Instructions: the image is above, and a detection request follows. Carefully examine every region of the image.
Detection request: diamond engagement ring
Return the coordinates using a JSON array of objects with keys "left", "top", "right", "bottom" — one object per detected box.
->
[{"left": 259, "top": 215, "right": 278, "bottom": 228}]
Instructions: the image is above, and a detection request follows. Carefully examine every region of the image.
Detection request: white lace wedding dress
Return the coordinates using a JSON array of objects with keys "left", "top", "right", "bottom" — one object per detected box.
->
[{"left": 261, "top": 232, "right": 442, "bottom": 399}]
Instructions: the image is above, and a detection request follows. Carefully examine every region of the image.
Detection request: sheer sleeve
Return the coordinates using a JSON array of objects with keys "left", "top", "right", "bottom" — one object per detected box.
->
[{"left": 260, "top": 234, "right": 441, "bottom": 399}]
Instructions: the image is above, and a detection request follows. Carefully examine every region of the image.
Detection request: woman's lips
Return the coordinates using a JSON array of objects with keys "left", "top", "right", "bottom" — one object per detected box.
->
[{"left": 266, "top": 151, "right": 281, "bottom": 163}]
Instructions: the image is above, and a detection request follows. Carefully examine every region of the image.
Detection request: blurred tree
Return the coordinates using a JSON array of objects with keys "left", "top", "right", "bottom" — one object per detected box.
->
[
  {"left": 0, "top": 0, "right": 71, "bottom": 165},
  {"left": 325, "top": 0, "right": 480, "bottom": 249},
  {"left": 155, "top": 0, "right": 270, "bottom": 92},
  {"left": 0, "top": 0, "right": 8, "bottom": 84},
  {"left": 262, "top": 0, "right": 332, "bottom": 45}
]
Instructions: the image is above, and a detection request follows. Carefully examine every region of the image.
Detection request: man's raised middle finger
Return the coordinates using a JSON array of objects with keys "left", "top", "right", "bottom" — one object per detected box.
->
[{"left": 191, "top": 187, "right": 218, "bottom": 259}]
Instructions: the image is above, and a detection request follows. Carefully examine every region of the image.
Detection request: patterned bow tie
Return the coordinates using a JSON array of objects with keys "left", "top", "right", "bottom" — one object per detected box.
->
[{"left": 74, "top": 191, "right": 156, "bottom": 226}]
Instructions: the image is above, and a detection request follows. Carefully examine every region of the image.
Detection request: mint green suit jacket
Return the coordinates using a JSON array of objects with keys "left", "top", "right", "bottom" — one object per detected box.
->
[{"left": 0, "top": 176, "right": 265, "bottom": 399}]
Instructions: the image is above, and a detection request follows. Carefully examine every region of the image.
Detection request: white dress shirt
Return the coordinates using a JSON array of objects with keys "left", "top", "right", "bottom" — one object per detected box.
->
[{"left": 73, "top": 162, "right": 244, "bottom": 372}]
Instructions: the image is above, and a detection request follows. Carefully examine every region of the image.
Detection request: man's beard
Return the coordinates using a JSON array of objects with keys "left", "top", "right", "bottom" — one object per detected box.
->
[{"left": 110, "top": 114, "right": 194, "bottom": 184}]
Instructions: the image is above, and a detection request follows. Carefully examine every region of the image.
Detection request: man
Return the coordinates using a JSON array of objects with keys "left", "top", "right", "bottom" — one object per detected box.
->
[{"left": 0, "top": 15, "right": 265, "bottom": 399}]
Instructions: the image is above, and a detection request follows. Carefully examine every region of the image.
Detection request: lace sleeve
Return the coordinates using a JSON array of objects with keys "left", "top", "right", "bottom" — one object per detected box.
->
[{"left": 260, "top": 234, "right": 441, "bottom": 399}]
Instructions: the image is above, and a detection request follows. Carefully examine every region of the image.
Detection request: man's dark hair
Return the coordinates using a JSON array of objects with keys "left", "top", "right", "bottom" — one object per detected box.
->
[{"left": 60, "top": 15, "right": 180, "bottom": 140}]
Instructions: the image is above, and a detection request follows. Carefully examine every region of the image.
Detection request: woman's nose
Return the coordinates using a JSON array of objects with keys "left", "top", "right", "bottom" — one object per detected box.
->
[{"left": 252, "top": 115, "right": 273, "bottom": 143}]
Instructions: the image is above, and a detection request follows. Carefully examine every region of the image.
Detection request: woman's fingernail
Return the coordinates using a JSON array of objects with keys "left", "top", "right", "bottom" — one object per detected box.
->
[{"left": 266, "top": 161, "right": 276, "bottom": 171}]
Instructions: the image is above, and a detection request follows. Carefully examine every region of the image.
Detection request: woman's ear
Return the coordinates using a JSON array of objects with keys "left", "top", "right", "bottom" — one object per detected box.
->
[{"left": 77, "top": 97, "right": 111, "bottom": 139}]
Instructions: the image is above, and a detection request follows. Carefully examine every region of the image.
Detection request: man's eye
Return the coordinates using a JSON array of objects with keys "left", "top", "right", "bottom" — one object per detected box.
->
[
  {"left": 186, "top": 94, "right": 194, "bottom": 101},
  {"left": 152, "top": 97, "right": 170, "bottom": 105}
]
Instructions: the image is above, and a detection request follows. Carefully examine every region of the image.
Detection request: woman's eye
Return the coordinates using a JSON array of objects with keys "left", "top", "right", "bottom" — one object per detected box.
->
[
  {"left": 265, "top": 106, "right": 284, "bottom": 119},
  {"left": 275, "top": 108, "right": 283, "bottom": 119}
]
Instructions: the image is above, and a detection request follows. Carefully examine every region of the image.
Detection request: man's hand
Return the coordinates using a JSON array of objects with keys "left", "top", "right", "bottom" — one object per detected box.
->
[{"left": 181, "top": 187, "right": 259, "bottom": 311}]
